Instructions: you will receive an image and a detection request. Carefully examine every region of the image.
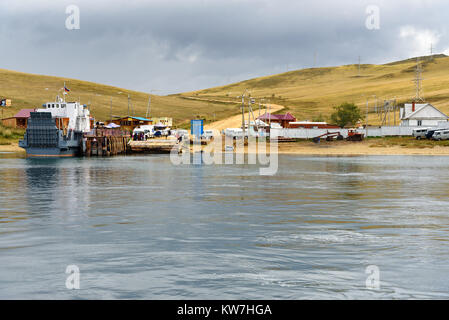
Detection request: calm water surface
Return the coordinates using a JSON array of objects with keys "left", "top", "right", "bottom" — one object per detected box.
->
[{"left": 0, "top": 153, "right": 448, "bottom": 299}]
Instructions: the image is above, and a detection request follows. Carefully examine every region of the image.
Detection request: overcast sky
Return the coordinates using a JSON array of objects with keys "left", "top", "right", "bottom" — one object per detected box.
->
[{"left": 1, "top": 0, "right": 449, "bottom": 94}]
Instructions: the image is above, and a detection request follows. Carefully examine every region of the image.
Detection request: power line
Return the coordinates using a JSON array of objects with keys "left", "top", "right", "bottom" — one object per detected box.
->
[{"left": 414, "top": 57, "right": 425, "bottom": 102}]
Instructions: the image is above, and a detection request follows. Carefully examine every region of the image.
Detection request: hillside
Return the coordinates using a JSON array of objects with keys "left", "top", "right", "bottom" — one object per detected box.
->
[
  {"left": 0, "top": 69, "right": 240, "bottom": 128},
  {"left": 179, "top": 54, "right": 449, "bottom": 125},
  {"left": 3, "top": 55, "right": 449, "bottom": 128}
]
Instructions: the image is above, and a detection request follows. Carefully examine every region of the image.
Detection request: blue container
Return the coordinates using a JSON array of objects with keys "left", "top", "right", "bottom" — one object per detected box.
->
[{"left": 190, "top": 119, "right": 204, "bottom": 137}]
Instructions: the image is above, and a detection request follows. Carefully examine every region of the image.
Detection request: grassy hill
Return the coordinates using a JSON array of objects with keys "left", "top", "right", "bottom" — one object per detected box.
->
[
  {"left": 0, "top": 69, "right": 240, "bottom": 128},
  {"left": 2, "top": 54, "right": 449, "bottom": 129},
  {"left": 179, "top": 54, "right": 449, "bottom": 125}
]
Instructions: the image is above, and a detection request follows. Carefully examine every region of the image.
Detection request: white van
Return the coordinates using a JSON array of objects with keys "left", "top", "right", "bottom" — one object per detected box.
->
[
  {"left": 134, "top": 125, "right": 155, "bottom": 139},
  {"left": 412, "top": 128, "right": 429, "bottom": 140},
  {"left": 432, "top": 130, "right": 449, "bottom": 141},
  {"left": 202, "top": 130, "right": 215, "bottom": 140}
]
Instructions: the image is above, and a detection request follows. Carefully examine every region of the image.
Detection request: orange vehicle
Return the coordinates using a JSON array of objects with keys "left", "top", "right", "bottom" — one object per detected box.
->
[{"left": 346, "top": 129, "right": 364, "bottom": 141}]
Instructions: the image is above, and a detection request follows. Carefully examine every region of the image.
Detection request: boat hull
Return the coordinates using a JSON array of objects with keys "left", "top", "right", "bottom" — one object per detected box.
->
[
  {"left": 24, "top": 147, "right": 79, "bottom": 157},
  {"left": 19, "top": 112, "right": 82, "bottom": 158}
]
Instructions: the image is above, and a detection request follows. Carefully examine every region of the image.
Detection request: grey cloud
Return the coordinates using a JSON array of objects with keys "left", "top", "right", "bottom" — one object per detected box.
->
[{"left": 1, "top": 0, "right": 449, "bottom": 93}]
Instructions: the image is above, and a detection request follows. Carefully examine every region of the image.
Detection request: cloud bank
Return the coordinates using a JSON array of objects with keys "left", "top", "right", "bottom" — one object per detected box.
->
[{"left": 1, "top": 0, "right": 449, "bottom": 94}]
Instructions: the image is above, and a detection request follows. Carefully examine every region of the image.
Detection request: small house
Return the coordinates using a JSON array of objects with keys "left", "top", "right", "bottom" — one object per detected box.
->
[
  {"left": 107, "top": 116, "right": 153, "bottom": 132},
  {"left": 257, "top": 112, "right": 296, "bottom": 128},
  {"left": 400, "top": 102, "right": 448, "bottom": 127},
  {"left": 150, "top": 117, "right": 173, "bottom": 127},
  {"left": 1, "top": 108, "right": 36, "bottom": 128}
]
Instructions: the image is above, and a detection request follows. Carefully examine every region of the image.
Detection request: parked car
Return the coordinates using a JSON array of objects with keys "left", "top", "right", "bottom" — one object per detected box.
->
[
  {"left": 432, "top": 130, "right": 449, "bottom": 141},
  {"left": 412, "top": 128, "right": 430, "bottom": 140},
  {"left": 426, "top": 129, "right": 437, "bottom": 139},
  {"left": 202, "top": 130, "right": 215, "bottom": 140}
]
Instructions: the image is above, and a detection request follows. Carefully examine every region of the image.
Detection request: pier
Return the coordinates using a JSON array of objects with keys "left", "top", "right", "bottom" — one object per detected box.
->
[
  {"left": 129, "top": 138, "right": 181, "bottom": 153},
  {"left": 83, "top": 128, "right": 130, "bottom": 157}
]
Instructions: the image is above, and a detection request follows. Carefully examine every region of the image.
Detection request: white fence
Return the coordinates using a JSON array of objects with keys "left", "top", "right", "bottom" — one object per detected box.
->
[
  {"left": 271, "top": 128, "right": 350, "bottom": 139},
  {"left": 229, "top": 122, "right": 449, "bottom": 139},
  {"left": 364, "top": 126, "right": 415, "bottom": 137},
  {"left": 271, "top": 126, "right": 424, "bottom": 139}
]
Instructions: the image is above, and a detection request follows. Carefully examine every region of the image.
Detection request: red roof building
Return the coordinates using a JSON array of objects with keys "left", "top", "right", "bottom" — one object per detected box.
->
[
  {"left": 1, "top": 108, "right": 36, "bottom": 128},
  {"left": 257, "top": 112, "right": 296, "bottom": 128}
]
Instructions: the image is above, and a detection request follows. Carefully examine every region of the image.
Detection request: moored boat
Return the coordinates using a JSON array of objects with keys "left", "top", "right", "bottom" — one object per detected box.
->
[{"left": 19, "top": 85, "right": 91, "bottom": 157}]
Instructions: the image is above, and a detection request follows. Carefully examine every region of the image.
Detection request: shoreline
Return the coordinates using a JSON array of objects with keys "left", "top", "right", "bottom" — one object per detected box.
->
[
  {"left": 0, "top": 143, "right": 25, "bottom": 154},
  {"left": 276, "top": 141, "right": 449, "bottom": 156},
  {"left": 4, "top": 139, "right": 449, "bottom": 157}
]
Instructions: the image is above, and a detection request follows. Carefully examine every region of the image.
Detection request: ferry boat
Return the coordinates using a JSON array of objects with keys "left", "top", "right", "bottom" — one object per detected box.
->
[{"left": 19, "top": 86, "right": 91, "bottom": 157}]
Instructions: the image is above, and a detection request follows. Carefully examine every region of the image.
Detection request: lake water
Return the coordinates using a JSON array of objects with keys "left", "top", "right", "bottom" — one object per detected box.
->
[{"left": 0, "top": 153, "right": 448, "bottom": 299}]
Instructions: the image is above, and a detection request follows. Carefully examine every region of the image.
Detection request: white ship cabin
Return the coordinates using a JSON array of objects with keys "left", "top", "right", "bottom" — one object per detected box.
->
[
  {"left": 400, "top": 103, "right": 448, "bottom": 127},
  {"left": 38, "top": 100, "right": 91, "bottom": 132}
]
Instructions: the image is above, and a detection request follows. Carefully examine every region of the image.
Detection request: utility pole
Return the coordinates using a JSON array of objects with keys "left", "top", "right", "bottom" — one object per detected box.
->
[
  {"left": 358, "top": 56, "right": 361, "bottom": 77},
  {"left": 430, "top": 43, "right": 433, "bottom": 61},
  {"left": 393, "top": 97, "right": 396, "bottom": 127},
  {"left": 414, "top": 57, "right": 425, "bottom": 102},
  {"left": 366, "top": 97, "right": 369, "bottom": 137},
  {"left": 268, "top": 101, "right": 271, "bottom": 126},
  {"left": 240, "top": 92, "right": 246, "bottom": 137},
  {"left": 146, "top": 95, "right": 151, "bottom": 119}
]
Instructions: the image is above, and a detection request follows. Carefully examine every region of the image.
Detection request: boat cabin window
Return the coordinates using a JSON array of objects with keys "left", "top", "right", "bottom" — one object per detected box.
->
[
  {"left": 47, "top": 104, "right": 51, "bottom": 108},
  {"left": 56, "top": 104, "right": 60, "bottom": 108},
  {"left": 61, "top": 104, "right": 66, "bottom": 108},
  {"left": 52, "top": 104, "right": 55, "bottom": 108}
]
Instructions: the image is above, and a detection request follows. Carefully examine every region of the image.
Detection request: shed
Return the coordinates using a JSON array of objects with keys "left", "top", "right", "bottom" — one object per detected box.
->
[
  {"left": 107, "top": 116, "right": 153, "bottom": 132},
  {"left": 1, "top": 108, "right": 36, "bottom": 128},
  {"left": 257, "top": 112, "right": 296, "bottom": 128}
]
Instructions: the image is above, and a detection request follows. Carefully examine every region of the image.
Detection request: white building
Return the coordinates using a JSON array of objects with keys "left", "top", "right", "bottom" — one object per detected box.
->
[{"left": 400, "top": 103, "right": 448, "bottom": 127}]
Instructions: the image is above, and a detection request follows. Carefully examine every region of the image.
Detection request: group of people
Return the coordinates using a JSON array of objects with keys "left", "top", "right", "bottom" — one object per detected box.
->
[{"left": 132, "top": 132, "right": 146, "bottom": 141}]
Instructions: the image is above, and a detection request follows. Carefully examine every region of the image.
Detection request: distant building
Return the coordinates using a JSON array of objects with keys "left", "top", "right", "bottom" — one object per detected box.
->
[
  {"left": 257, "top": 112, "right": 296, "bottom": 128},
  {"left": 0, "top": 99, "right": 11, "bottom": 107},
  {"left": 400, "top": 103, "right": 448, "bottom": 127},
  {"left": 289, "top": 121, "right": 340, "bottom": 129},
  {"left": 150, "top": 117, "right": 172, "bottom": 127},
  {"left": 1, "top": 108, "right": 36, "bottom": 128},
  {"left": 107, "top": 116, "right": 153, "bottom": 132}
]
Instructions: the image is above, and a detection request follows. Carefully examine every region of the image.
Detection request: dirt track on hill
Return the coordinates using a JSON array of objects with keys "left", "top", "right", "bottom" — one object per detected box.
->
[{"left": 204, "top": 103, "right": 285, "bottom": 131}]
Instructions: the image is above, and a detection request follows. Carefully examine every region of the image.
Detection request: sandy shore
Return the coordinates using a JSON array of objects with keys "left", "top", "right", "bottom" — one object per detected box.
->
[
  {"left": 276, "top": 141, "right": 449, "bottom": 156},
  {"left": 0, "top": 143, "right": 24, "bottom": 154},
  {"left": 193, "top": 139, "right": 449, "bottom": 156},
  {"left": 4, "top": 140, "right": 449, "bottom": 156}
]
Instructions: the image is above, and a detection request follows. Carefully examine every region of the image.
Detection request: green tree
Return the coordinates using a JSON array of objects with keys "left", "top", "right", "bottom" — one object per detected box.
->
[
  {"left": 330, "top": 102, "right": 362, "bottom": 128},
  {"left": 312, "top": 113, "right": 326, "bottom": 122}
]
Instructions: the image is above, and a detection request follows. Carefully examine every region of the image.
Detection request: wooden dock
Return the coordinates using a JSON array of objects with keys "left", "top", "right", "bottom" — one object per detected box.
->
[
  {"left": 83, "top": 128, "right": 130, "bottom": 157},
  {"left": 129, "top": 138, "right": 181, "bottom": 153}
]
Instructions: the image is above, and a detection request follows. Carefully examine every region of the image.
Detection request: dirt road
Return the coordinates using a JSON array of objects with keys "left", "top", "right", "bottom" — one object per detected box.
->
[{"left": 204, "top": 104, "right": 285, "bottom": 131}]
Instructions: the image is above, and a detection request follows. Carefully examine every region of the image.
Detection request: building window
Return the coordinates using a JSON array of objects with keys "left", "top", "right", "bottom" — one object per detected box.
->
[{"left": 418, "top": 120, "right": 422, "bottom": 126}]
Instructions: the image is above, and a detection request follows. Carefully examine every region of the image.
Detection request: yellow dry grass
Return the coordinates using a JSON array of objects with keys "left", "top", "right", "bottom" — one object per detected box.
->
[
  {"left": 181, "top": 55, "right": 449, "bottom": 125},
  {"left": 0, "top": 69, "right": 241, "bottom": 128}
]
